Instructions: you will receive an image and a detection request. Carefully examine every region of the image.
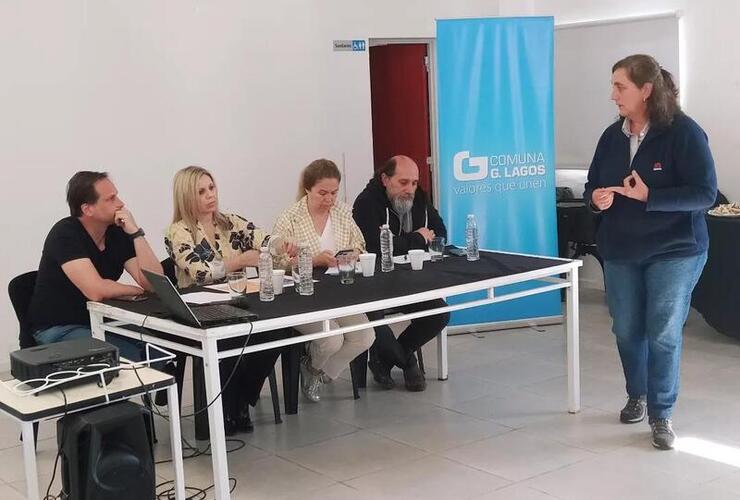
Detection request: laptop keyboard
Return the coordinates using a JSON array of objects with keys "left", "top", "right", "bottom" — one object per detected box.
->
[{"left": 193, "top": 304, "right": 251, "bottom": 321}]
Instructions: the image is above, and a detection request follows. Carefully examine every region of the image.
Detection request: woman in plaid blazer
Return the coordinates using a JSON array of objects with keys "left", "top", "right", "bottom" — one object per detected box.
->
[{"left": 272, "top": 159, "right": 375, "bottom": 403}]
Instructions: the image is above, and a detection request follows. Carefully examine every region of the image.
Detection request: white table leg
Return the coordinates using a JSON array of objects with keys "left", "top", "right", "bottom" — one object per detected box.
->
[
  {"left": 436, "top": 326, "right": 448, "bottom": 381},
  {"left": 202, "top": 338, "right": 231, "bottom": 500},
  {"left": 166, "top": 384, "right": 186, "bottom": 500},
  {"left": 89, "top": 310, "right": 105, "bottom": 340},
  {"left": 21, "top": 421, "right": 39, "bottom": 500},
  {"left": 566, "top": 265, "right": 581, "bottom": 413}
]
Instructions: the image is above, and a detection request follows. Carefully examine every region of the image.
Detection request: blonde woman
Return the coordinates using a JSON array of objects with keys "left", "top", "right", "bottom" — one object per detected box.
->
[
  {"left": 165, "top": 165, "right": 289, "bottom": 435},
  {"left": 273, "top": 159, "right": 375, "bottom": 402}
]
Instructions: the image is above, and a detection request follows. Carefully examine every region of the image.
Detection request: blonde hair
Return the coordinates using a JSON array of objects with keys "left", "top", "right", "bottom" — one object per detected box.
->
[
  {"left": 296, "top": 158, "right": 341, "bottom": 201},
  {"left": 172, "top": 166, "right": 230, "bottom": 242}
]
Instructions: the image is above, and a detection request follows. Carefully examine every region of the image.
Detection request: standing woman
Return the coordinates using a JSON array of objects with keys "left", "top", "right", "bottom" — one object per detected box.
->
[
  {"left": 165, "top": 165, "right": 289, "bottom": 435},
  {"left": 585, "top": 55, "right": 717, "bottom": 449},
  {"left": 272, "top": 159, "right": 375, "bottom": 402}
]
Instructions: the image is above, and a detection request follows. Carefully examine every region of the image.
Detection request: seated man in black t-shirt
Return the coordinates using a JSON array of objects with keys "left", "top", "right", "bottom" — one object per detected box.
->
[{"left": 28, "top": 171, "right": 163, "bottom": 358}]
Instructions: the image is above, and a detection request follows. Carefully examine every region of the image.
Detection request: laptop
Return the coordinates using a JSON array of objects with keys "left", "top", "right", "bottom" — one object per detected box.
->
[{"left": 142, "top": 270, "right": 258, "bottom": 328}]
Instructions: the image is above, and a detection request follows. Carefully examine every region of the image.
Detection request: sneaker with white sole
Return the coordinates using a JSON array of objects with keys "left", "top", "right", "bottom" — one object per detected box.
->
[
  {"left": 650, "top": 418, "right": 676, "bottom": 450},
  {"left": 619, "top": 397, "right": 646, "bottom": 423},
  {"left": 300, "top": 356, "right": 324, "bottom": 403}
]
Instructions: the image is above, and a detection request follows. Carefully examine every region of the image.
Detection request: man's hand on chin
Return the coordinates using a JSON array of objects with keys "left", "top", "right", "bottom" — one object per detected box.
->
[{"left": 114, "top": 208, "right": 139, "bottom": 234}]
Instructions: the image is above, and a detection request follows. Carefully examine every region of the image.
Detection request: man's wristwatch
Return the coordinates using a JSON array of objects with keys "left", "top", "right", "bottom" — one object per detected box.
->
[{"left": 128, "top": 228, "right": 146, "bottom": 240}]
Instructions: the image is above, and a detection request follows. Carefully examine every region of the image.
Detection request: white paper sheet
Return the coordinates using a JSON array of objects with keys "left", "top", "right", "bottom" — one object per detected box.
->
[
  {"left": 205, "top": 283, "right": 230, "bottom": 293},
  {"left": 205, "top": 276, "right": 295, "bottom": 292},
  {"left": 182, "top": 291, "right": 230, "bottom": 304}
]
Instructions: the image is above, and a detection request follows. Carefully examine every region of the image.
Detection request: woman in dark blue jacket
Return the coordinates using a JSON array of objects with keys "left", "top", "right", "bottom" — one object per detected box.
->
[{"left": 585, "top": 54, "right": 716, "bottom": 450}]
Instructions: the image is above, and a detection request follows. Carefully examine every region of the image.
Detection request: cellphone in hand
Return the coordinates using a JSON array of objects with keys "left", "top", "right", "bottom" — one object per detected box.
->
[{"left": 334, "top": 249, "right": 354, "bottom": 258}]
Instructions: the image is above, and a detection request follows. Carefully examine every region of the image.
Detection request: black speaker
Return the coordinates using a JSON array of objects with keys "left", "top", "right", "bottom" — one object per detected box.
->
[{"left": 57, "top": 401, "right": 155, "bottom": 500}]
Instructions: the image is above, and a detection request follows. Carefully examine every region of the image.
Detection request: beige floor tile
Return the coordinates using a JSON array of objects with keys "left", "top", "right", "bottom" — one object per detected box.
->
[
  {"left": 278, "top": 430, "right": 427, "bottom": 481},
  {"left": 472, "top": 483, "right": 560, "bottom": 500},
  {"left": 0, "top": 483, "right": 26, "bottom": 500},
  {"left": 525, "top": 451, "right": 710, "bottom": 500},
  {"left": 519, "top": 407, "right": 644, "bottom": 453},
  {"left": 345, "top": 455, "right": 510, "bottom": 499},
  {"left": 442, "top": 430, "right": 594, "bottom": 481},
  {"left": 226, "top": 455, "right": 334, "bottom": 500},
  {"left": 371, "top": 406, "right": 511, "bottom": 452},
  {"left": 243, "top": 413, "right": 359, "bottom": 452},
  {"left": 447, "top": 388, "right": 569, "bottom": 430}
]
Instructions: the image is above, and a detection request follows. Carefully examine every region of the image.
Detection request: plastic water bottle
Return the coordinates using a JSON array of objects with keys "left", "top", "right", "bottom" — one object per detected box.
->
[
  {"left": 258, "top": 247, "right": 274, "bottom": 301},
  {"left": 465, "top": 214, "right": 480, "bottom": 261},
  {"left": 297, "top": 244, "right": 314, "bottom": 296},
  {"left": 380, "top": 224, "right": 394, "bottom": 272}
]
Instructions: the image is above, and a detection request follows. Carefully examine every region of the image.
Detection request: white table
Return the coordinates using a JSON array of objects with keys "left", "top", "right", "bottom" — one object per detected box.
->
[
  {"left": 88, "top": 250, "right": 582, "bottom": 500},
  {"left": 0, "top": 366, "right": 186, "bottom": 500}
]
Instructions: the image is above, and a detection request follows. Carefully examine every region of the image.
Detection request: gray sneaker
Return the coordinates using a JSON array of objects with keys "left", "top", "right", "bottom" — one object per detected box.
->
[
  {"left": 300, "top": 356, "right": 323, "bottom": 403},
  {"left": 650, "top": 418, "right": 676, "bottom": 450},
  {"left": 620, "top": 397, "right": 646, "bottom": 423}
]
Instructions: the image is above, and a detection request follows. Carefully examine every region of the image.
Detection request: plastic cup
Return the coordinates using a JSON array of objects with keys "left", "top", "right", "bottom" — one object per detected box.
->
[
  {"left": 359, "top": 253, "right": 376, "bottom": 277},
  {"left": 337, "top": 253, "right": 356, "bottom": 284},
  {"left": 430, "top": 236, "right": 445, "bottom": 262},
  {"left": 408, "top": 249, "right": 425, "bottom": 271},
  {"left": 272, "top": 269, "right": 285, "bottom": 295},
  {"left": 226, "top": 271, "right": 247, "bottom": 297}
]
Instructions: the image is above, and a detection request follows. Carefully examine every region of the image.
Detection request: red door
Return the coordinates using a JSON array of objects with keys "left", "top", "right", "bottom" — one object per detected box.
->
[{"left": 369, "top": 43, "right": 433, "bottom": 199}]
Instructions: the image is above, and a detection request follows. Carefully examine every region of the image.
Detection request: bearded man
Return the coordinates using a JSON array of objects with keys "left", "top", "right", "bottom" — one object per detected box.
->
[{"left": 352, "top": 155, "right": 449, "bottom": 392}]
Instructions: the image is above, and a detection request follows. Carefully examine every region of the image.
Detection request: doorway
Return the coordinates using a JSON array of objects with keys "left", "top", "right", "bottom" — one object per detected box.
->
[{"left": 368, "top": 40, "right": 437, "bottom": 202}]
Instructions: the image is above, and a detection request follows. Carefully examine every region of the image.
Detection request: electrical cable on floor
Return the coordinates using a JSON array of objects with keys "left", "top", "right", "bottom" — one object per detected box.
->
[
  {"left": 129, "top": 314, "right": 255, "bottom": 499},
  {"left": 155, "top": 477, "right": 237, "bottom": 500},
  {"left": 29, "top": 311, "right": 255, "bottom": 500}
]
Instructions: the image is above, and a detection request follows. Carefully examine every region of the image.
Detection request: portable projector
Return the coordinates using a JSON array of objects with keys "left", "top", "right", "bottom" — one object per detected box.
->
[{"left": 10, "top": 337, "right": 120, "bottom": 389}]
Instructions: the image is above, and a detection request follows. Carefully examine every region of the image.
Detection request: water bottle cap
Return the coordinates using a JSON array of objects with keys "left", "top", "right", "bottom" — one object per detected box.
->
[
  {"left": 467, "top": 214, "right": 475, "bottom": 218},
  {"left": 381, "top": 224, "right": 389, "bottom": 229}
]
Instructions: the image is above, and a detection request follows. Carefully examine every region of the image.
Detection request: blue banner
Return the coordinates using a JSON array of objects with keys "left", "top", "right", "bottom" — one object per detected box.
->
[{"left": 436, "top": 17, "right": 560, "bottom": 326}]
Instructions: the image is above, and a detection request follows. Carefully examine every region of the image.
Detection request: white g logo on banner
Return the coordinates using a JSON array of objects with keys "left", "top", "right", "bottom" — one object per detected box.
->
[{"left": 453, "top": 151, "right": 488, "bottom": 181}]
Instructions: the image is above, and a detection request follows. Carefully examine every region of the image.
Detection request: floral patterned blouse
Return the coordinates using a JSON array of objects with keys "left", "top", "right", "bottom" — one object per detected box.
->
[{"left": 164, "top": 213, "right": 267, "bottom": 288}]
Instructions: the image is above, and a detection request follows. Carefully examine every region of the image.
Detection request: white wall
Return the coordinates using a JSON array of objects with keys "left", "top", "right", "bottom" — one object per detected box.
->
[
  {"left": 501, "top": 0, "right": 740, "bottom": 291},
  {"left": 504, "top": 0, "right": 740, "bottom": 201},
  {"left": 0, "top": 1, "right": 499, "bottom": 368}
]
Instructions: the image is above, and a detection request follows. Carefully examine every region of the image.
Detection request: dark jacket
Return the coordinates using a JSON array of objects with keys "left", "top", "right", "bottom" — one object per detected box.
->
[
  {"left": 352, "top": 177, "right": 447, "bottom": 255},
  {"left": 584, "top": 112, "right": 717, "bottom": 262}
]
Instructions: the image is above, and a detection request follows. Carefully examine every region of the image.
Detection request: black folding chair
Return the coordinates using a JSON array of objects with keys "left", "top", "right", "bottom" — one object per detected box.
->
[{"left": 8, "top": 271, "right": 41, "bottom": 445}]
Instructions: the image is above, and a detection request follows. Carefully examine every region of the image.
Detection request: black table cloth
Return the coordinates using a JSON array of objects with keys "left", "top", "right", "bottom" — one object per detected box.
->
[
  {"left": 692, "top": 215, "right": 740, "bottom": 340},
  {"left": 106, "top": 251, "right": 565, "bottom": 325}
]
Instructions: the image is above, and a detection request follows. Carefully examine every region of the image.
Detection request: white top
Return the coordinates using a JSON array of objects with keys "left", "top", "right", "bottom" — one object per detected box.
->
[
  {"left": 318, "top": 214, "right": 337, "bottom": 253},
  {"left": 622, "top": 118, "right": 650, "bottom": 165}
]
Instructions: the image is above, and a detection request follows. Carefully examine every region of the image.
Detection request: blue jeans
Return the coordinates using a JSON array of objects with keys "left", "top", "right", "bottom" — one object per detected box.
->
[
  {"left": 604, "top": 252, "right": 707, "bottom": 419},
  {"left": 33, "top": 325, "right": 144, "bottom": 361}
]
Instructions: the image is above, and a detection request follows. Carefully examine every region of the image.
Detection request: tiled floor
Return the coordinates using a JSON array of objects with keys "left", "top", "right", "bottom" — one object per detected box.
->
[{"left": 4, "top": 288, "right": 740, "bottom": 499}]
